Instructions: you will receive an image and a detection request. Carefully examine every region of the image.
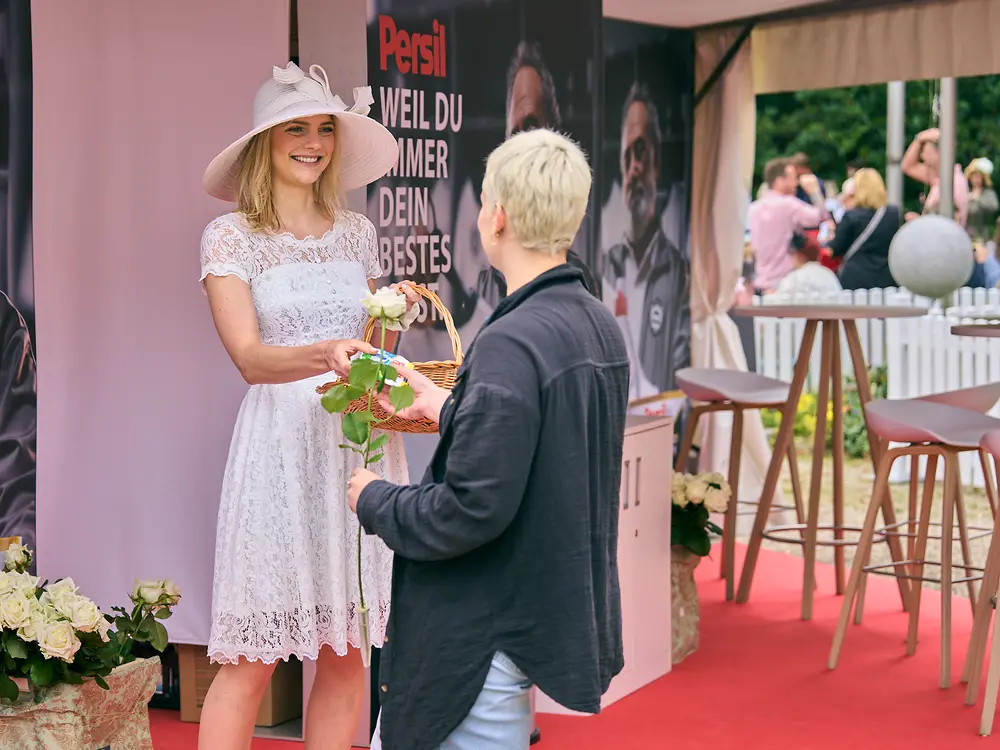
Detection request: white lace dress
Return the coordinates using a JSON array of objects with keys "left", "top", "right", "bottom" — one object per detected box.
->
[{"left": 199, "top": 210, "right": 404, "bottom": 665}]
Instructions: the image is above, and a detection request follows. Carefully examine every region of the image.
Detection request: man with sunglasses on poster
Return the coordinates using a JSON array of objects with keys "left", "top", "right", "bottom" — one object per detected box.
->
[{"left": 604, "top": 82, "right": 690, "bottom": 401}]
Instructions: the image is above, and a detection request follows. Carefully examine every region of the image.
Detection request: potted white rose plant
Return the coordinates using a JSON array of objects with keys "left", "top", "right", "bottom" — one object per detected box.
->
[
  {"left": 0, "top": 541, "right": 180, "bottom": 747},
  {"left": 321, "top": 286, "right": 418, "bottom": 667},
  {"left": 670, "top": 472, "right": 731, "bottom": 664}
]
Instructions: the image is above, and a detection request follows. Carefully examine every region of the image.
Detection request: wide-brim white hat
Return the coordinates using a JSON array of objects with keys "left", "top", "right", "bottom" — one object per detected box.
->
[{"left": 203, "top": 62, "right": 397, "bottom": 201}]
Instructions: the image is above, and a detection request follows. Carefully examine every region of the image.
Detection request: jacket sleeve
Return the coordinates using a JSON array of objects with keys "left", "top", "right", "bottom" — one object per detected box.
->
[{"left": 356, "top": 330, "right": 540, "bottom": 561}]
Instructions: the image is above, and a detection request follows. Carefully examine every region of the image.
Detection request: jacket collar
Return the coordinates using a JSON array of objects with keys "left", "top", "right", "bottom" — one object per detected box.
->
[{"left": 485, "top": 264, "right": 585, "bottom": 328}]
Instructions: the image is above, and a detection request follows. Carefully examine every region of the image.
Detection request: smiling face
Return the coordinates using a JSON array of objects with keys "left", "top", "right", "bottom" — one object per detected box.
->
[{"left": 269, "top": 115, "right": 337, "bottom": 189}]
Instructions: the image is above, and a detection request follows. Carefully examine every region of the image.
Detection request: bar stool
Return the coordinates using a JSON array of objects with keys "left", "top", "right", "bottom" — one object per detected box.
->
[
  {"left": 850, "top": 383, "right": 1000, "bottom": 626},
  {"left": 675, "top": 367, "right": 805, "bottom": 602},
  {"left": 828, "top": 399, "right": 1000, "bottom": 688}
]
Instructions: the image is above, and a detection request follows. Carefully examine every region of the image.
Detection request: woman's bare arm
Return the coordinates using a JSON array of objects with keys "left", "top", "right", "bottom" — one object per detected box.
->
[{"left": 204, "top": 274, "right": 373, "bottom": 385}]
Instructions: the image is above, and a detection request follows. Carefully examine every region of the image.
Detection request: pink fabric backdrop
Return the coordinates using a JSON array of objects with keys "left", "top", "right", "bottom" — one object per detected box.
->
[{"left": 32, "top": 0, "right": 288, "bottom": 645}]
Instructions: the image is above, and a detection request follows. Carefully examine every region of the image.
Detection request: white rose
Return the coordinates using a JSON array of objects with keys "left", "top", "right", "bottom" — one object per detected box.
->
[
  {"left": 10, "top": 572, "right": 39, "bottom": 598},
  {"left": 69, "top": 597, "right": 104, "bottom": 633},
  {"left": 361, "top": 287, "right": 408, "bottom": 321},
  {"left": 41, "top": 580, "right": 78, "bottom": 621},
  {"left": 0, "top": 571, "right": 13, "bottom": 597},
  {"left": 671, "top": 473, "right": 688, "bottom": 507},
  {"left": 160, "top": 579, "right": 181, "bottom": 607},
  {"left": 95, "top": 614, "right": 111, "bottom": 643},
  {"left": 133, "top": 579, "right": 164, "bottom": 606},
  {"left": 705, "top": 472, "right": 727, "bottom": 488},
  {"left": 686, "top": 478, "right": 709, "bottom": 504},
  {"left": 0, "top": 590, "right": 33, "bottom": 630},
  {"left": 18, "top": 611, "right": 46, "bottom": 643},
  {"left": 38, "top": 621, "right": 81, "bottom": 663},
  {"left": 704, "top": 487, "right": 729, "bottom": 514},
  {"left": 4, "top": 543, "right": 30, "bottom": 572}
]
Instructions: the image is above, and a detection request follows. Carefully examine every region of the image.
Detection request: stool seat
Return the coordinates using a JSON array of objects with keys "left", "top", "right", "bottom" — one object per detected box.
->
[
  {"left": 676, "top": 368, "right": 790, "bottom": 407},
  {"left": 865, "top": 400, "right": 1000, "bottom": 449},
  {"left": 915, "top": 383, "right": 1000, "bottom": 414}
]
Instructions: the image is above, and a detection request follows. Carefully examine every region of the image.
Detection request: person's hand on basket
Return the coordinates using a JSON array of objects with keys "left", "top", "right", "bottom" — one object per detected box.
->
[
  {"left": 390, "top": 281, "right": 422, "bottom": 319},
  {"left": 376, "top": 367, "right": 450, "bottom": 425}
]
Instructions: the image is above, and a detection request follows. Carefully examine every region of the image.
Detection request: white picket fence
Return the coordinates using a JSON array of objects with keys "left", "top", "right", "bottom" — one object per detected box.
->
[{"left": 751, "top": 287, "right": 1000, "bottom": 487}]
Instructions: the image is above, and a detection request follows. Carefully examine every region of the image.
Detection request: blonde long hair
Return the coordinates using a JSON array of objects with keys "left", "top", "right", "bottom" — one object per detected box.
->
[
  {"left": 235, "top": 121, "right": 344, "bottom": 233},
  {"left": 852, "top": 168, "right": 887, "bottom": 211}
]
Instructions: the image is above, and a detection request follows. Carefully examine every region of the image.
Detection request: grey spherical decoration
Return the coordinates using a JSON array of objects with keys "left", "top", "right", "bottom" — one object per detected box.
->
[{"left": 888, "top": 214, "right": 973, "bottom": 299}]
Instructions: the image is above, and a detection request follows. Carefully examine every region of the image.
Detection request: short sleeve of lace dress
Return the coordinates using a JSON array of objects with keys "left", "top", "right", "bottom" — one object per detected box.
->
[{"left": 200, "top": 215, "right": 252, "bottom": 286}]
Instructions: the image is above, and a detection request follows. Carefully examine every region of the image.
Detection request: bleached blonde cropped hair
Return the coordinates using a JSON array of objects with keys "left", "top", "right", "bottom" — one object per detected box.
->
[{"left": 482, "top": 129, "right": 591, "bottom": 256}]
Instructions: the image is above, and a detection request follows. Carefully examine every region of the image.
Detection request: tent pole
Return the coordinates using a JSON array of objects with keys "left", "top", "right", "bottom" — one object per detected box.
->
[
  {"left": 938, "top": 77, "right": 957, "bottom": 220},
  {"left": 885, "top": 81, "right": 905, "bottom": 208}
]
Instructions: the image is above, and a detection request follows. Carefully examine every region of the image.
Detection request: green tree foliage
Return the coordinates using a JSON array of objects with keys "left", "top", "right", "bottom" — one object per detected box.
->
[{"left": 755, "top": 77, "right": 1000, "bottom": 213}]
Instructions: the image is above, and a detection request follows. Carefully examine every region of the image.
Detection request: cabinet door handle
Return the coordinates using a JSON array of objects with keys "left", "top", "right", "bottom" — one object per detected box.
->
[
  {"left": 635, "top": 457, "right": 642, "bottom": 507},
  {"left": 623, "top": 459, "right": 630, "bottom": 510}
]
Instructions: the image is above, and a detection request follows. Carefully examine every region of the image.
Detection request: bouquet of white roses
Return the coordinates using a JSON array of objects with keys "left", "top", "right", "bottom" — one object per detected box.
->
[
  {"left": 0, "top": 543, "right": 180, "bottom": 702},
  {"left": 670, "top": 473, "right": 732, "bottom": 557}
]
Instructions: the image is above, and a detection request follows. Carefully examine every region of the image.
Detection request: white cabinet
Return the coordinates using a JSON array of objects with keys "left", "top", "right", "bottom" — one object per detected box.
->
[{"left": 536, "top": 415, "right": 674, "bottom": 715}]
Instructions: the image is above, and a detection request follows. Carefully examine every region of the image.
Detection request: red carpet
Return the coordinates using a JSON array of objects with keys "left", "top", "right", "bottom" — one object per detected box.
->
[{"left": 150, "top": 544, "right": 999, "bottom": 748}]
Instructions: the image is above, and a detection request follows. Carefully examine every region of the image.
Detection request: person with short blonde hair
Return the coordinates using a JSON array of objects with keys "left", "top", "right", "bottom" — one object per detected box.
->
[
  {"left": 348, "top": 129, "right": 630, "bottom": 750},
  {"left": 829, "top": 168, "right": 901, "bottom": 290}
]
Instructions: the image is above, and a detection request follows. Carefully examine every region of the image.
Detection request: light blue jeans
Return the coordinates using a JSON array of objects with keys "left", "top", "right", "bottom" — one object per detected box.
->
[{"left": 370, "top": 651, "right": 533, "bottom": 750}]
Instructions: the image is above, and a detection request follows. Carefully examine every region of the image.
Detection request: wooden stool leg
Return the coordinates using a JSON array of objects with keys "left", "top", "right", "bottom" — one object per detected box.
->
[
  {"left": 979, "top": 602, "right": 1000, "bottom": 736},
  {"left": 907, "top": 451, "right": 938, "bottom": 657},
  {"left": 955, "top": 484, "right": 978, "bottom": 612},
  {"left": 675, "top": 404, "right": 704, "bottom": 474},
  {"left": 941, "top": 450, "right": 959, "bottom": 689},
  {"left": 831, "top": 330, "right": 846, "bottom": 595},
  {"left": 737, "top": 320, "right": 819, "bottom": 604},
  {"left": 964, "top": 495, "right": 1000, "bottom": 704},
  {"left": 829, "top": 447, "right": 898, "bottom": 669},
  {"left": 723, "top": 408, "right": 744, "bottom": 602},
  {"left": 844, "top": 320, "right": 909, "bottom": 612},
  {"left": 908, "top": 458, "right": 920, "bottom": 569},
  {"left": 981, "top": 450, "right": 998, "bottom": 519},
  {"left": 786, "top": 440, "right": 806, "bottom": 540},
  {"left": 803, "top": 322, "right": 834, "bottom": 621}
]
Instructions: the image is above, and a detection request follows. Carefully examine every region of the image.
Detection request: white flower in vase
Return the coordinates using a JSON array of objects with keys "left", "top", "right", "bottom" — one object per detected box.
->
[
  {"left": 704, "top": 487, "right": 729, "bottom": 514},
  {"left": 38, "top": 620, "right": 82, "bottom": 662},
  {"left": 686, "top": 477, "right": 709, "bottom": 504},
  {"left": 0, "top": 589, "right": 34, "bottom": 630},
  {"left": 671, "top": 473, "right": 689, "bottom": 507}
]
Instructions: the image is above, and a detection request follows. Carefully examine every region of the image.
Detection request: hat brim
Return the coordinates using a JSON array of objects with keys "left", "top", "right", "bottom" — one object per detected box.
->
[{"left": 203, "top": 104, "right": 398, "bottom": 202}]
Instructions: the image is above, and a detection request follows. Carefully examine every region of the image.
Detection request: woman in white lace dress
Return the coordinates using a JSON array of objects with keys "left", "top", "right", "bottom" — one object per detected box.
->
[{"left": 196, "top": 63, "right": 413, "bottom": 750}]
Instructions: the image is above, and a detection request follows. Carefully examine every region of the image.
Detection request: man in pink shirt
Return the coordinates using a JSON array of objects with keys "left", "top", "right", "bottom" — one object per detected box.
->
[{"left": 749, "top": 158, "right": 827, "bottom": 293}]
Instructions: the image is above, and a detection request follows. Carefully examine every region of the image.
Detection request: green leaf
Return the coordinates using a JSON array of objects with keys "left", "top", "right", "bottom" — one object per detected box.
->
[
  {"left": 338, "top": 443, "right": 364, "bottom": 453},
  {"left": 366, "top": 453, "right": 384, "bottom": 465},
  {"left": 369, "top": 434, "right": 388, "bottom": 453},
  {"left": 321, "top": 384, "right": 365, "bottom": 414},
  {"left": 686, "top": 535, "right": 711, "bottom": 557},
  {"left": 154, "top": 608, "right": 172, "bottom": 620},
  {"left": 149, "top": 621, "right": 169, "bottom": 652},
  {"left": 342, "top": 412, "right": 370, "bottom": 445},
  {"left": 349, "top": 359, "right": 380, "bottom": 391},
  {"left": 0, "top": 674, "right": 19, "bottom": 702},
  {"left": 379, "top": 365, "right": 398, "bottom": 388},
  {"left": 5, "top": 638, "right": 27, "bottom": 661},
  {"left": 29, "top": 659, "right": 54, "bottom": 687},
  {"left": 93, "top": 674, "right": 110, "bottom": 690},
  {"left": 389, "top": 383, "right": 415, "bottom": 412}
]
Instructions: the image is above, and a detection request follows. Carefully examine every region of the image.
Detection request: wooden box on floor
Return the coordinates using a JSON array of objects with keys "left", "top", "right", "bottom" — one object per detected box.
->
[{"left": 177, "top": 645, "right": 303, "bottom": 727}]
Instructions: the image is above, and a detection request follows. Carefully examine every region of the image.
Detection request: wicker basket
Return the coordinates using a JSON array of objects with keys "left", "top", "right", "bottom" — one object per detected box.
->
[{"left": 316, "top": 286, "right": 463, "bottom": 434}]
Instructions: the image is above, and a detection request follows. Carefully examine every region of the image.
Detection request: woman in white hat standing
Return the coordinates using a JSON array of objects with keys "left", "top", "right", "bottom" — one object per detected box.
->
[{"left": 197, "top": 62, "right": 412, "bottom": 749}]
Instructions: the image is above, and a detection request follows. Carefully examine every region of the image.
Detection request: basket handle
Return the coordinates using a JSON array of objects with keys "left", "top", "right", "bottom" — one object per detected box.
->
[{"left": 363, "top": 285, "right": 463, "bottom": 364}]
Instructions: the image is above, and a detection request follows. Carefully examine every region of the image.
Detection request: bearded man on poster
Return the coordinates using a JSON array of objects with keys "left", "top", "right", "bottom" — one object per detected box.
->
[{"left": 348, "top": 129, "right": 629, "bottom": 750}]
